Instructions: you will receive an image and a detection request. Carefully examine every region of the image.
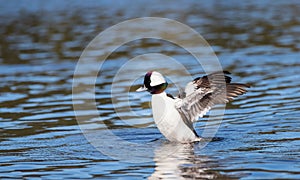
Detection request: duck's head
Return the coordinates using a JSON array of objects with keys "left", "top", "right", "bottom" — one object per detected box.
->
[{"left": 136, "top": 71, "right": 168, "bottom": 94}]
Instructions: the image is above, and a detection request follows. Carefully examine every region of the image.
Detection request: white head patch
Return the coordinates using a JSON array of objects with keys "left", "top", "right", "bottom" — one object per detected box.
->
[{"left": 150, "top": 71, "right": 166, "bottom": 86}]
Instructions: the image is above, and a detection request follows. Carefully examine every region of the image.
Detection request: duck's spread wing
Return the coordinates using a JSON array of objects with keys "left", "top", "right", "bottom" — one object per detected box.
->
[
  {"left": 183, "top": 71, "right": 232, "bottom": 97},
  {"left": 175, "top": 71, "right": 249, "bottom": 128}
]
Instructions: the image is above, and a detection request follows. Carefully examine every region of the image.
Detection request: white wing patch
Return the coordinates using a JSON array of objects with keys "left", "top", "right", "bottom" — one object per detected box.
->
[{"left": 184, "top": 82, "right": 196, "bottom": 96}]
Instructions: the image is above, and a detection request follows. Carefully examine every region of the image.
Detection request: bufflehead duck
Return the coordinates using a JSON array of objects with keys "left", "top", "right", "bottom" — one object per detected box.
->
[{"left": 137, "top": 71, "right": 249, "bottom": 143}]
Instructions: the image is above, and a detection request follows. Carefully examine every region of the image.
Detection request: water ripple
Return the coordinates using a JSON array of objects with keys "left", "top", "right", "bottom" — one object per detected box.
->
[{"left": 0, "top": 0, "right": 300, "bottom": 179}]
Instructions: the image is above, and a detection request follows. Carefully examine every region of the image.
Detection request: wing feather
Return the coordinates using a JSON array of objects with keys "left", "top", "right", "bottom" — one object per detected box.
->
[{"left": 176, "top": 72, "right": 249, "bottom": 129}]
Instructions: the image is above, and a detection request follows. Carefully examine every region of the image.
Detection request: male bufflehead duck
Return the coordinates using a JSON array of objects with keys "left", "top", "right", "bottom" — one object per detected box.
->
[{"left": 137, "top": 71, "right": 249, "bottom": 143}]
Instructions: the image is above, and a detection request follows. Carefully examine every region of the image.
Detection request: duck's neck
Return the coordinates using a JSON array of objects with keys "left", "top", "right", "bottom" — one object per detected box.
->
[{"left": 152, "top": 91, "right": 166, "bottom": 96}]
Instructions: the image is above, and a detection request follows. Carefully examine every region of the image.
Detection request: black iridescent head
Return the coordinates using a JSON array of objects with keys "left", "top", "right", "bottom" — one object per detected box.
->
[{"left": 142, "top": 71, "right": 168, "bottom": 94}]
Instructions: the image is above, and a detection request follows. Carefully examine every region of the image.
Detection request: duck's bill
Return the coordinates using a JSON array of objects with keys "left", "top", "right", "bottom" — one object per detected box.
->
[{"left": 136, "top": 86, "right": 147, "bottom": 92}]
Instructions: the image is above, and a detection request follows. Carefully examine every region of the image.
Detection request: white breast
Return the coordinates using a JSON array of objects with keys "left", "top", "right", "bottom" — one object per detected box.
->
[{"left": 151, "top": 92, "right": 197, "bottom": 143}]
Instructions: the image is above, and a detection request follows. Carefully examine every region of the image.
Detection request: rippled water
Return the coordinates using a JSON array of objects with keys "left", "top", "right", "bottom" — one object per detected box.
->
[{"left": 1, "top": 0, "right": 300, "bottom": 179}]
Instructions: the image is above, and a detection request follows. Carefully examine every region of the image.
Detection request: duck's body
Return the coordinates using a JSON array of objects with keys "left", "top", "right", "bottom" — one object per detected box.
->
[
  {"left": 137, "top": 71, "right": 249, "bottom": 143},
  {"left": 152, "top": 92, "right": 200, "bottom": 143}
]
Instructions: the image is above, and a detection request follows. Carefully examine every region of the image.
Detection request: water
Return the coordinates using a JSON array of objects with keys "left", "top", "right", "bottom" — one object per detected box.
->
[{"left": 1, "top": 0, "right": 300, "bottom": 179}]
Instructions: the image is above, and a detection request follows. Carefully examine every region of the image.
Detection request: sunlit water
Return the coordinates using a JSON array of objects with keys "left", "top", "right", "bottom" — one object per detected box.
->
[{"left": 0, "top": 0, "right": 300, "bottom": 179}]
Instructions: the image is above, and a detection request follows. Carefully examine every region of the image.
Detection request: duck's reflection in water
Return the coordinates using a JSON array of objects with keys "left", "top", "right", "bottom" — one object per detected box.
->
[{"left": 149, "top": 142, "right": 230, "bottom": 179}]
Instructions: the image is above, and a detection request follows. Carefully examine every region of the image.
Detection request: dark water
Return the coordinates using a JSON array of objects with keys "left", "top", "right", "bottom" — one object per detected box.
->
[{"left": 1, "top": 0, "right": 300, "bottom": 179}]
